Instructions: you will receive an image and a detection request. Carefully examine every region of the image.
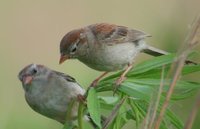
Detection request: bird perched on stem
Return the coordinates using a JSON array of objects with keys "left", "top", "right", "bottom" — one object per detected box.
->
[
  {"left": 18, "top": 64, "right": 85, "bottom": 125},
  {"left": 59, "top": 23, "right": 194, "bottom": 89}
]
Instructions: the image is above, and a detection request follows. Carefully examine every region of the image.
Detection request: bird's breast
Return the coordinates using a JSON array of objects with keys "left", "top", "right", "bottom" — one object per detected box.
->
[{"left": 78, "top": 42, "right": 144, "bottom": 71}]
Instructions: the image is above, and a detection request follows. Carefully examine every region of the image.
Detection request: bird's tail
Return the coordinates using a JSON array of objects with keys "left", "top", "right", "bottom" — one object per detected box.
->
[
  {"left": 143, "top": 45, "right": 169, "bottom": 56},
  {"left": 143, "top": 45, "right": 197, "bottom": 65}
]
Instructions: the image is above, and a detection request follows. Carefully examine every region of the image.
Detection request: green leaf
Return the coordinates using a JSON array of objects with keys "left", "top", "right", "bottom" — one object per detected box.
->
[
  {"left": 170, "top": 89, "right": 197, "bottom": 100},
  {"left": 62, "top": 122, "right": 76, "bottom": 129},
  {"left": 101, "top": 54, "right": 175, "bottom": 82},
  {"left": 127, "top": 66, "right": 170, "bottom": 79},
  {"left": 127, "top": 99, "right": 141, "bottom": 127},
  {"left": 87, "top": 88, "right": 101, "bottom": 128},
  {"left": 94, "top": 53, "right": 200, "bottom": 129},
  {"left": 182, "top": 64, "right": 200, "bottom": 75},
  {"left": 97, "top": 78, "right": 200, "bottom": 101},
  {"left": 124, "top": 79, "right": 200, "bottom": 90},
  {"left": 124, "top": 79, "right": 200, "bottom": 100},
  {"left": 112, "top": 105, "right": 128, "bottom": 129},
  {"left": 165, "top": 109, "right": 183, "bottom": 129},
  {"left": 98, "top": 96, "right": 118, "bottom": 110},
  {"left": 102, "top": 97, "right": 127, "bottom": 129},
  {"left": 98, "top": 96, "right": 119, "bottom": 105},
  {"left": 131, "top": 64, "right": 200, "bottom": 79},
  {"left": 129, "top": 54, "right": 175, "bottom": 75},
  {"left": 119, "top": 82, "right": 153, "bottom": 100}
]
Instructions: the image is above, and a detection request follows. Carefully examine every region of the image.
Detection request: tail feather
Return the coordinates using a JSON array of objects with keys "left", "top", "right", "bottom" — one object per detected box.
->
[
  {"left": 143, "top": 45, "right": 169, "bottom": 56},
  {"left": 143, "top": 45, "right": 197, "bottom": 65}
]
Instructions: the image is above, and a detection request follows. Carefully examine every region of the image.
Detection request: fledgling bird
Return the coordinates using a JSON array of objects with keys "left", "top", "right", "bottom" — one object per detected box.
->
[
  {"left": 18, "top": 64, "right": 85, "bottom": 124},
  {"left": 59, "top": 23, "right": 193, "bottom": 87}
]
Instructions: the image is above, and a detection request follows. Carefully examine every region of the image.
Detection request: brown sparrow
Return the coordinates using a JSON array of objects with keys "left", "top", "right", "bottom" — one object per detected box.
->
[
  {"left": 58, "top": 23, "right": 190, "bottom": 87},
  {"left": 18, "top": 64, "right": 85, "bottom": 124}
]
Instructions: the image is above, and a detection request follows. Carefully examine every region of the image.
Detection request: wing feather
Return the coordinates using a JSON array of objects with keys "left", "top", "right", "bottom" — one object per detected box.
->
[
  {"left": 88, "top": 23, "right": 150, "bottom": 45},
  {"left": 53, "top": 71, "right": 76, "bottom": 83}
]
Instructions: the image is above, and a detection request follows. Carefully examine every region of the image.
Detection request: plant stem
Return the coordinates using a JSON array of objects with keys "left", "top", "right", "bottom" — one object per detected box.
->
[
  {"left": 154, "top": 16, "right": 200, "bottom": 129},
  {"left": 78, "top": 102, "right": 84, "bottom": 129},
  {"left": 148, "top": 65, "right": 165, "bottom": 129},
  {"left": 184, "top": 92, "right": 200, "bottom": 129},
  {"left": 102, "top": 96, "right": 127, "bottom": 129}
]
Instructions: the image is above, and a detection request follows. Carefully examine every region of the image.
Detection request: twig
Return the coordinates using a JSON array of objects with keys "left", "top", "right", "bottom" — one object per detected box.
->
[
  {"left": 154, "top": 57, "right": 185, "bottom": 129},
  {"left": 142, "top": 65, "right": 165, "bottom": 129},
  {"left": 78, "top": 101, "right": 84, "bottom": 129},
  {"left": 142, "top": 95, "right": 153, "bottom": 129},
  {"left": 184, "top": 92, "right": 200, "bottom": 129},
  {"left": 154, "top": 16, "right": 200, "bottom": 129},
  {"left": 148, "top": 65, "right": 165, "bottom": 129},
  {"left": 102, "top": 96, "right": 127, "bottom": 129}
]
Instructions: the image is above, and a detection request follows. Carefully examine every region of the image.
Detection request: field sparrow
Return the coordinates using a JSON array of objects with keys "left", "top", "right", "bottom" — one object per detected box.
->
[
  {"left": 59, "top": 23, "right": 194, "bottom": 88},
  {"left": 18, "top": 64, "right": 85, "bottom": 124}
]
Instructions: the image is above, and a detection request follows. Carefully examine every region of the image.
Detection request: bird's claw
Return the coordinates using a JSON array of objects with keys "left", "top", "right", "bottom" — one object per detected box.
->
[
  {"left": 77, "top": 94, "right": 86, "bottom": 104},
  {"left": 90, "top": 79, "right": 98, "bottom": 87},
  {"left": 113, "top": 76, "right": 127, "bottom": 94}
]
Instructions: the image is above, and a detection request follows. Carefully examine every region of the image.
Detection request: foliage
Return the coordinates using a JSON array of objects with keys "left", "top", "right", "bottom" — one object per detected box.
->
[{"left": 64, "top": 54, "right": 200, "bottom": 129}]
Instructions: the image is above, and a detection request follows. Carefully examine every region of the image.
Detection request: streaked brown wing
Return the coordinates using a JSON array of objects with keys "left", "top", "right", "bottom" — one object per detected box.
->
[{"left": 89, "top": 23, "right": 150, "bottom": 45}]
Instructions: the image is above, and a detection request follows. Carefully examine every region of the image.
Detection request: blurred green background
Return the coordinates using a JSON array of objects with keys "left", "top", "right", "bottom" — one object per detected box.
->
[{"left": 0, "top": 0, "right": 200, "bottom": 129}]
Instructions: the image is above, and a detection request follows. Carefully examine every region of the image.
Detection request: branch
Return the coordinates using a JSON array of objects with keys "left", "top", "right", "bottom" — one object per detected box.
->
[
  {"left": 102, "top": 96, "right": 127, "bottom": 129},
  {"left": 184, "top": 92, "right": 200, "bottom": 129},
  {"left": 154, "top": 16, "right": 200, "bottom": 129}
]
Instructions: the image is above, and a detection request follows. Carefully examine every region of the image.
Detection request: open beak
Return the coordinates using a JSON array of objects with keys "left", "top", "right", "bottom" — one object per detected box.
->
[
  {"left": 59, "top": 55, "right": 69, "bottom": 64},
  {"left": 23, "top": 76, "right": 33, "bottom": 85}
]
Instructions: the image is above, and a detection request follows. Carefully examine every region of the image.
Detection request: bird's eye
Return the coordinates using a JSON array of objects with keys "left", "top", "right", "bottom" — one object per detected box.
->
[
  {"left": 32, "top": 69, "right": 37, "bottom": 74},
  {"left": 70, "top": 44, "right": 78, "bottom": 54},
  {"left": 71, "top": 47, "right": 77, "bottom": 53}
]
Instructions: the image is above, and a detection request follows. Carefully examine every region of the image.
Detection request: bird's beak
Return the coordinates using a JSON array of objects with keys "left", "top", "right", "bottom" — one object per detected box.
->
[
  {"left": 23, "top": 76, "right": 33, "bottom": 85},
  {"left": 59, "top": 55, "right": 69, "bottom": 64}
]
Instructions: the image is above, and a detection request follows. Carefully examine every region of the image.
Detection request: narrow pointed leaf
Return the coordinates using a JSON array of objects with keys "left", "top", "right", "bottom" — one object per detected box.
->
[{"left": 87, "top": 88, "right": 101, "bottom": 128}]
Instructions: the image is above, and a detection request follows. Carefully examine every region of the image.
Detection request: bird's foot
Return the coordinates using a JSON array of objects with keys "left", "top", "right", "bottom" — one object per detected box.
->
[
  {"left": 77, "top": 94, "right": 86, "bottom": 104},
  {"left": 113, "top": 76, "right": 127, "bottom": 94},
  {"left": 90, "top": 79, "right": 99, "bottom": 87},
  {"left": 89, "top": 72, "right": 109, "bottom": 87}
]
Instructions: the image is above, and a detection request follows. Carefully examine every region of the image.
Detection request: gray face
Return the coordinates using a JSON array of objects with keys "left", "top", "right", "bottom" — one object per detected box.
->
[
  {"left": 18, "top": 64, "right": 47, "bottom": 91},
  {"left": 19, "top": 64, "right": 36, "bottom": 80}
]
